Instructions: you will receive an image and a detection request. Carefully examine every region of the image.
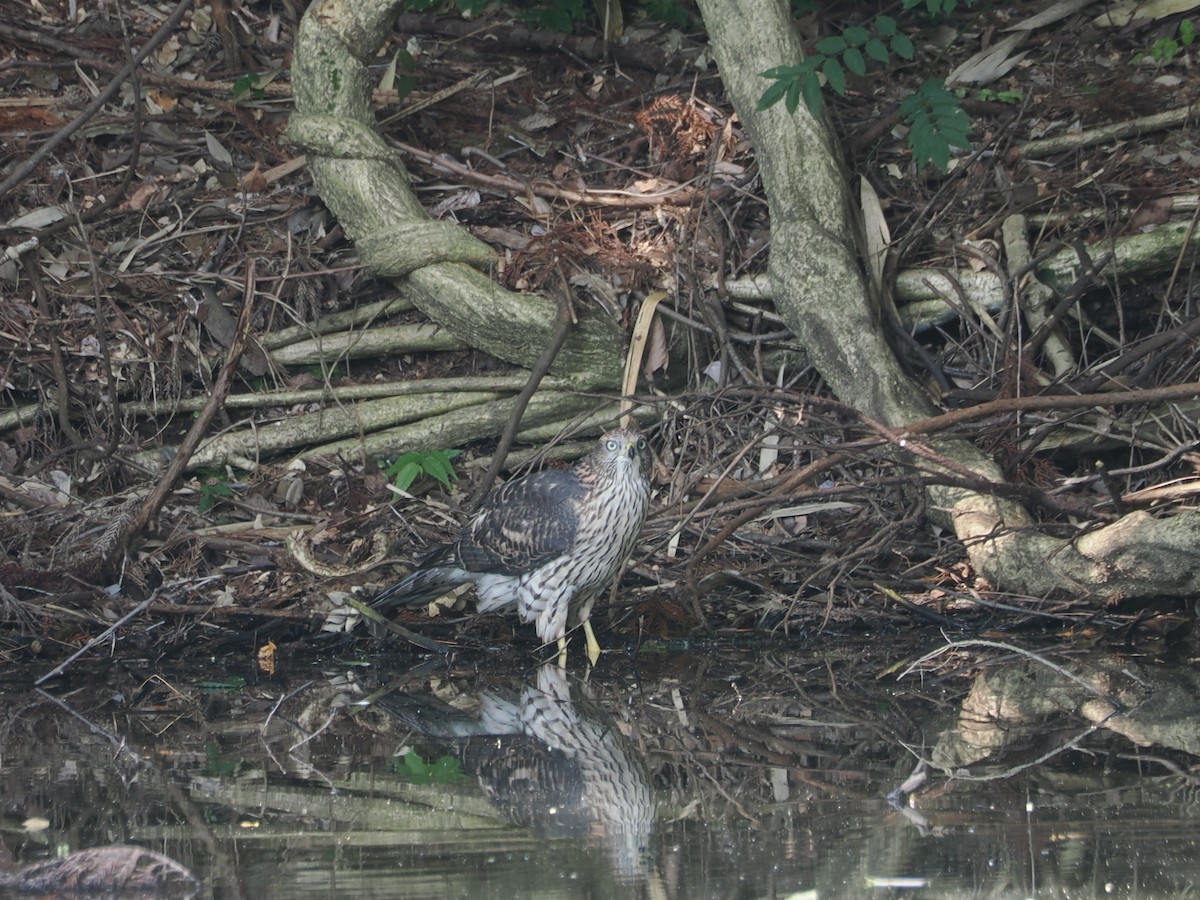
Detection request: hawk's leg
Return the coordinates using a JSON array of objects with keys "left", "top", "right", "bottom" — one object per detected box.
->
[
  {"left": 554, "top": 626, "right": 601, "bottom": 666},
  {"left": 556, "top": 635, "right": 569, "bottom": 668},
  {"left": 583, "top": 619, "right": 602, "bottom": 667}
]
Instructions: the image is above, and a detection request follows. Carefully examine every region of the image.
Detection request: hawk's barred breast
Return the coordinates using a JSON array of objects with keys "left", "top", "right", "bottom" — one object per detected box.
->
[{"left": 372, "top": 428, "right": 652, "bottom": 660}]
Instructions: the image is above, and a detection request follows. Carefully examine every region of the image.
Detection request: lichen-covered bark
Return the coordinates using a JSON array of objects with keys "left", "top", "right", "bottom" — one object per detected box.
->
[
  {"left": 694, "top": 0, "right": 934, "bottom": 428},
  {"left": 933, "top": 654, "right": 1200, "bottom": 770},
  {"left": 287, "top": 0, "right": 624, "bottom": 389}
]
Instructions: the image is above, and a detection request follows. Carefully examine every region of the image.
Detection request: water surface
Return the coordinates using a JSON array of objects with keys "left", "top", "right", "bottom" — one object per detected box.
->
[{"left": 3, "top": 637, "right": 1199, "bottom": 898}]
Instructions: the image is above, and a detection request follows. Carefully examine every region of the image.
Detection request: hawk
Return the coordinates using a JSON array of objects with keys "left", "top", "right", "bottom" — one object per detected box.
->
[
  {"left": 376, "top": 664, "right": 656, "bottom": 883},
  {"left": 372, "top": 428, "right": 651, "bottom": 664}
]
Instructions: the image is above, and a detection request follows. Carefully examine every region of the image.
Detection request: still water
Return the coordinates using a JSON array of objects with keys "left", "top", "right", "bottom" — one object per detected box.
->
[{"left": 2, "top": 637, "right": 1199, "bottom": 898}]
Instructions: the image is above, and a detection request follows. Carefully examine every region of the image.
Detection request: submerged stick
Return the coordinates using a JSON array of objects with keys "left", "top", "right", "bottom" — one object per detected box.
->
[{"left": 35, "top": 593, "right": 157, "bottom": 686}]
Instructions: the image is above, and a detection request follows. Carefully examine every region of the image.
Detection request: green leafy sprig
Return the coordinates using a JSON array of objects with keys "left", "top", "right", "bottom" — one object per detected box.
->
[
  {"left": 758, "top": 16, "right": 914, "bottom": 117},
  {"left": 900, "top": 78, "right": 973, "bottom": 171},
  {"left": 384, "top": 448, "right": 462, "bottom": 493}
]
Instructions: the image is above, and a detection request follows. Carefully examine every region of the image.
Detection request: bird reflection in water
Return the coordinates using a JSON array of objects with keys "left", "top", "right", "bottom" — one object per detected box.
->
[{"left": 376, "top": 663, "right": 657, "bottom": 886}]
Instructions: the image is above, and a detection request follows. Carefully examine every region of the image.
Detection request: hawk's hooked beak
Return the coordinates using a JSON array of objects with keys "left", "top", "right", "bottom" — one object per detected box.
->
[{"left": 626, "top": 441, "right": 638, "bottom": 459}]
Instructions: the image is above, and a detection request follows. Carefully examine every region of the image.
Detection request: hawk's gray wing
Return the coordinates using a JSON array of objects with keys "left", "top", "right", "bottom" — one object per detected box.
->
[{"left": 454, "top": 469, "right": 586, "bottom": 576}]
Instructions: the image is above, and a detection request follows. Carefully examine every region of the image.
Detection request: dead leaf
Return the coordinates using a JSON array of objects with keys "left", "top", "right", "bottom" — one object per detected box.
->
[
  {"left": 379, "top": 49, "right": 401, "bottom": 92},
  {"left": 472, "top": 226, "right": 533, "bottom": 251},
  {"left": 7, "top": 206, "right": 65, "bottom": 229},
  {"left": 120, "top": 181, "right": 161, "bottom": 211},
  {"left": 155, "top": 35, "right": 180, "bottom": 66},
  {"left": 519, "top": 111, "right": 557, "bottom": 131},
  {"left": 0, "top": 107, "right": 64, "bottom": 131},
  {"left": 0, "top": 442, "right": 17, "bottom": 474},
  {"left": 645, "top": 314, "right": 669, "bottom": 379},
  {"left": 205, "top": 131, "right": 233, "bottom": 168},
  {"left": 947, "top": 33, "right": 1028, "bottom": 86},
  {"left": 758, "top": 428, "right": 779, "bottom": 475},
  {"left": 1094, "top": 0, "right": 1200, "bottom": 27},
  {"left": 431, "top": 189, "right": 481, "bottom": 218},
  {"left": 320, "top": 592, "right": 360, "bottom": 633},
  {"left": 514, "top": 194, "right": 551, "bottom": 216},
  {"left": 860, "top": 176, "right": 890, "bottom": 294},
  {"left": 622, "top": 291, "right": 668, "bottom": 420},
  {"left": 275, "top": 474, "right": 304, "bottom": 506},
  {"left": 632, "top": 177, "right": 672, "bottom": 194},
  {"left": 240, "top": 164, "right": 268, "bottom": 193},
  {"left": 1003, "top": 0, "right": 1099, "bottom": 31},
  {"left": 593, "top": 0, "right": 623, "bottom": 38},
  {"left": 1129, "top": 197, "right": 1173, "bottom": 229},
  {"left": 145, "top": 90, "right": 177, "bottom": 114},
  {"left": 257, "top": 639, "right": 277, "bottom": 675}
]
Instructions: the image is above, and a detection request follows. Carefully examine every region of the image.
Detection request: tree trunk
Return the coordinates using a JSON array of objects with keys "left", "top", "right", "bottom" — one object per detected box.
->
[
  {"left": 287, "top": 0, "right": 625, "bottom": 390},
  {"left": 694, "top": 0, "right": 1200, "bottom": 600}
]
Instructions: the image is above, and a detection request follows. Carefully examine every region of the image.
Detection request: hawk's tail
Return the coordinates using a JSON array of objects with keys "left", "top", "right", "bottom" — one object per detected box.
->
[{"left": 372, "top": 563, "right": 469, "bottom": 611}]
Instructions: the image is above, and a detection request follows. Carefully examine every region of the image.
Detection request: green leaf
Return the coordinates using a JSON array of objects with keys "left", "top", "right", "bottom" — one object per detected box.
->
[
  {"left": 384, "top": 449, "right": 460, "bottom": 495},
  {"left": 393, "top": 460, "right": 422, "bottom": 492},
  {"left": 396, "top": 752, "right": 464, "bottom": 784},
  {"left": 786, "top": 78, "right": 803, "bottom": 115},
  {"left": 394, "top": 75, "right": 417, "bottom": 104},
  {"left": 816, "top": 35, "right": 846, "bottom": 55},
  {"left": 198, "top": 476, "right": 234, "bottom": 514},
  {"left": 395, "top": 49, "right": 416, "bottom": 72},
  {"left": 760, "top": 64, "right": 804, "bottom": 80},
  {"left": 642, "top": 0, "right": 688, "bottom": 27},
  {"left": 843, "top": 26, "right": 870, "bottom": 46},
  {"left": 545, "top": 9, "right": 574, "bottom": 30},
  {"left": 875, "top": 14, "right": 896, "bottom": 37},
  {"left": 383, "top": 452, "right": 415, "bottom": 479},
  {"left": 402, "top": 752, "right": 430, "bottom": 777},
  {"left": 843, "top": 46, "right": 866, "bottom": 76},
  {"left": 802, "top": 73, "right": 823, "bottom": 116},
  {"left": 430, "top": 755, "right": 463, "bottom": 782},
  {"left": 422, "top": 458, "right": 448, "bottom": 488},
  {"left": 518, "top": 2, "right": 581, "bottom": 32},
  {"left": 422, "top": 454, "right": 459, "bottom": 490},
  {"left": 757, "top": 77, "right": 792, "bottom": 111},
  {"left": 865, "top": 38, "right": 889, "bottom": 63},
  {"left": 891, "top": 33, "right": 915, "bottom": 60},
  {"left": 198, "top": 676, "right": 247, "bottom": 692},
  {"left": 1152, "top": 37, "right": 1180, "bottom": 62},
  {"left": 900, "top": 79, "right": 972, "bottom": 171},
  {"left": 204, "top": 741, "right": 240, "bottom": 777},
  {"left": 231, "top": 73, "right": 263, "bottom": 101},
  {"left": 910, "top": 117, "right": 948, "bottom": 170},
  {"left": 822, "top": 56, "right": 845, "bottom": 95}
]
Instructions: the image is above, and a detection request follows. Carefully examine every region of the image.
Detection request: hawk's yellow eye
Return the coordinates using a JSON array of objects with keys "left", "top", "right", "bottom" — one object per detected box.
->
[{"left": 605, "top": 439, "right": 619, "bottom": 451}]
